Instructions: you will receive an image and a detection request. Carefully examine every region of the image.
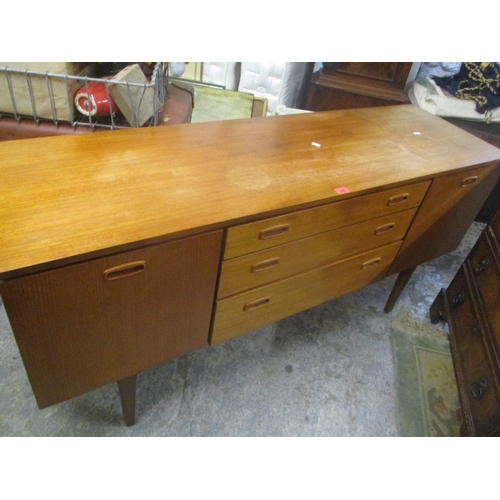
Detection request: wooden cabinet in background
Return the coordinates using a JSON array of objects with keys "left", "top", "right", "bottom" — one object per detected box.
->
[
  {"left": 431, "top": 209, "right": 500, "bottom": 436},
  {"left": 305, "top": 62, "right": 413, "bottom": 111}
]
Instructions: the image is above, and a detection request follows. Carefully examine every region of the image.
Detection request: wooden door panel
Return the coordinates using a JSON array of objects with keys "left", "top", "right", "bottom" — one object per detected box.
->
[
  {"left": 389, "top": 165, "right": 500, "bottom": 274},
  {"left": 1, "top": 231, "right": 222, "bottom": 408}
]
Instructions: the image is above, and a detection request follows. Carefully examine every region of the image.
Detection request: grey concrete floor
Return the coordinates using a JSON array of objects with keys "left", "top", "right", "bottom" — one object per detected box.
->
[{"left": 0, "top": 223, "right": 484, "bottom": 437}]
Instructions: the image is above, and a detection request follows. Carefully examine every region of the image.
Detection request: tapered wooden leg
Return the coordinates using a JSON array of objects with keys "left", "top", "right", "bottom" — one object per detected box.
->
[
  {"left": 384, "top": 267, "right": 417, "bottom": 313},
  {"left": 117, "top": 374, "right": 137, "bottom": 426}
]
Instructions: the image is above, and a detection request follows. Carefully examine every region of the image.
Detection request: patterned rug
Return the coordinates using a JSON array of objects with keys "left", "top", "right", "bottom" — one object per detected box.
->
[{"left": 391, "top": 307, "right": 462, "bottom": 437}]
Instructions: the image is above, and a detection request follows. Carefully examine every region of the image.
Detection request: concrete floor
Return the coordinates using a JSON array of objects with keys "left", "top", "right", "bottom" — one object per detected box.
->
[{"left": 0, "top": 223, "right": 484, "bottom": 437}]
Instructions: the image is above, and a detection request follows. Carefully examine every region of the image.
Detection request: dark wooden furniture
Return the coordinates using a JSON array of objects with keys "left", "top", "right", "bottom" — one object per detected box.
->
[
  {"left": 431, "top": 208, "right": 500, "bottom": 436},
  {"left": 305, "top": 62, "right": 413, "bottom": 111},
  {"left": 1, "top": 105, "right": 500, "bottom": 426}
]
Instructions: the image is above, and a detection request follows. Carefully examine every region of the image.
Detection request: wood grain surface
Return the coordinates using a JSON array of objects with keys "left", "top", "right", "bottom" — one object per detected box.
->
[{"left": 2, "top": 105, "right": 500, "bottom": 278}]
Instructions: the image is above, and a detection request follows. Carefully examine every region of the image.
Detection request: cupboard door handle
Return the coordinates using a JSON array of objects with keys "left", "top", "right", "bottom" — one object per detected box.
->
[
  {"left": 251, "top": 257, "right": 280, "bottom": 273},
  {"left": 461, "top": 176, "right": 478, "bottom": 187},
  {"left": 361, "top": 258, "right": 381, "bottom": 270},
  {"left": 103, "top": 261, "right": 146, "bottom": 281},
  {"left": 471, "top": 376, "right": 488, "bottom": 400},
  {"left": 259, "top": 224, "right": 290, "bottom": 240},
  {"left": 374, "top": 223, "right": 395, "bottom": 235},
  {"left": 387, "top": 193, "right": 409, "bottom": 206},
  {"left": 243, "top": 296, "right": 271, "bottom": 311}
]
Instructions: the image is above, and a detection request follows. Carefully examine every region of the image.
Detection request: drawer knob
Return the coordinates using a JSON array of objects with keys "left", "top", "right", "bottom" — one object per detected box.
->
[
  {"left": 103, "top": 261, "right": 146, "bottom": 281},
  {"left": 259, "top": 224, "right": 290, "bottom": 240},
  {"left": 472, "top": 322, "right": 481, "bottom": 336},
  {"left": 251, "top": 257, "right": 280, "bottom": 273},
  {"left": 461, "top": 176, "right": 478, "bottom": 187},
  {"left": 374, "top": 223, "right": 395, "bottom": 235},
  {"left": 471, "top": 376, "right": 488, "bottom": 400},
  {"left": 243, "top": 296, "right": 271, "bottom": 311},
  {"left": 387, "top": 193, "right": 409, "bottom": 206},
  {"left": 475, "top": 256, "right": 490, "bottom": 275},
  {"left": 451, "top": 290, "right": 466, "bottom": 308}
]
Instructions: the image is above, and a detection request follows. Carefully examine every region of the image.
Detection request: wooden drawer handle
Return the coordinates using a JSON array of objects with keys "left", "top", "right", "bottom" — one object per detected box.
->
[
  {"left": 374, "top": 223, "right": 395, "bottom": 235},
  {"left": 387, "top": 193, "right": 409, "bottom": 206},
  {"left": 361, "top": 258, "right": 381, "bottom": 270},
  {"left": 103, "top": 261, "right": 146, "bottom": 281},
  {"left": 259, "top": 224, "right": 290, "bottom": 240},
  {"left": 243, "top": 296, "right": 271, "bottom": 311},
  {"left": 461, "top": 176, "right": 478, "bottom": 187},
  {"left": 251, "top": 257, "right": 280, "bottom": 273}
]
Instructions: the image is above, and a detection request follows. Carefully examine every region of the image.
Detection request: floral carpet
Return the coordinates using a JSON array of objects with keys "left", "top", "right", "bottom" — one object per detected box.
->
[{"left": 391, "top": 307, "right": 462, "bottom": 437}]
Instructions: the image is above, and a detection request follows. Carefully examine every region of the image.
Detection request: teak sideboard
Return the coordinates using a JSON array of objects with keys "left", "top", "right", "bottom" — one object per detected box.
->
[{"left": 1, "top": 105, "right": 500, "bottom": 426}]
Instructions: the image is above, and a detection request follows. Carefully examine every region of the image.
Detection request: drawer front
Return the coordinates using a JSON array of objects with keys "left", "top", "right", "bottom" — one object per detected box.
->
[
  {"left": 218, "top": 208, "right": 417, "bottom": 298},
  {"left": 445, "top": 265, "right": 500, "bottom": 435},
  {"left": 468, "top": 232, "right": 500, "bottom": 351},
  {"left": 488, "top": 208, "right": 500, "bottom": 250},
  {"left": 211, "top": 241, "right": 402, "bottom": 345},
  {"left": 224, "top": 181, "right": 430, "bottom": 259}
]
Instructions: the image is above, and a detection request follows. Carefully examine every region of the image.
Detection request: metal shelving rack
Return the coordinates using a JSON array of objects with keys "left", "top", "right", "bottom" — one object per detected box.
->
[{"left": 0, "top": 62, "right": 168, "bottom": 130}]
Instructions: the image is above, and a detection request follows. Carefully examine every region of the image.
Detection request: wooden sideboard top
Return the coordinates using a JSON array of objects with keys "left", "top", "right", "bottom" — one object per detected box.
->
[{"left": 1, "top": 104, "right": 500, "bottom": 279}]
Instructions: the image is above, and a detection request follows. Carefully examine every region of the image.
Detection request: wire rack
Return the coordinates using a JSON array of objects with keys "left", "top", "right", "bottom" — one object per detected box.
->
[{"left": 0, "top": 62, "right": 168, "bottom": 130}]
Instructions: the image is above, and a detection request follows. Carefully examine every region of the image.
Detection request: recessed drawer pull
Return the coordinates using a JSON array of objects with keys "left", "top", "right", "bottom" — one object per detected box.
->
[
  {"left": 251, "top": 258, "right": 280, "bottom": 273},
  {"left": 475, "top": 256, "right": 490, "bottom": 275},
  {"left": 243, "top": 296, "right": 271, "bottom": 311},
  {"left": 103, "top": 261, "right": 146, "bottom": 281},
  {"left": 374, "top": 223, "right": 395, "bottom": 235},
  {"left": 471, "top": 376, "right": 488, "bottom": 400},
  {"left": 461, "top": 176, "right": 478, "bottom": 187},
  {"left": 259, "top": 224, "right": 290, "bottom": 240},
  {"left": 361, "top": 258, "right": 381, "bottom": 270},
  {"left": 387, "top": 193, "right": 409, "bottom": 206}
]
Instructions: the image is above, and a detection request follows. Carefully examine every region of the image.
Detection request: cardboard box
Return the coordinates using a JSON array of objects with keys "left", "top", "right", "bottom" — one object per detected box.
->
[
  {"left": 0, "top": 62, "right": 92, "bottom": 121},
  {"left": 251, "top": 96, "right": 268, "bottom": 117},
  {"left": 108, "top": 64, "right": 159, "bottom": 127}
]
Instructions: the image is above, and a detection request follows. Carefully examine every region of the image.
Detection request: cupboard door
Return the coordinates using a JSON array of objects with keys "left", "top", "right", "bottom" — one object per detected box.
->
[
  {"left": 389, "top": 165, "right": 500, "bottom": 274},
  {"left": 1, "top": 231, "right": 222, "bottom": 408}
]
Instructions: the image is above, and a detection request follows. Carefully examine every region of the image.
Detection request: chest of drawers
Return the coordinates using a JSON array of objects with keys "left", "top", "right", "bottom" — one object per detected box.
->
[
  {"left": 2, "top": 105, "right": 500, "bottom": 426},
  {"left": 431, "top": 209, "right": 500, "bottom": 436}
]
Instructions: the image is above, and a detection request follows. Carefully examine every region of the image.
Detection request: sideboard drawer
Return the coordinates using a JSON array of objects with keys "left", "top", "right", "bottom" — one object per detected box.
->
[
  {"left": 218, "top": 208, "right": 417, "bottom": 298},
  {"left": 224, "top": 181, "right": 430, "bottom": 259},
  {"left": 212, "top": 241, "right": 402, "bottom": 345}
]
